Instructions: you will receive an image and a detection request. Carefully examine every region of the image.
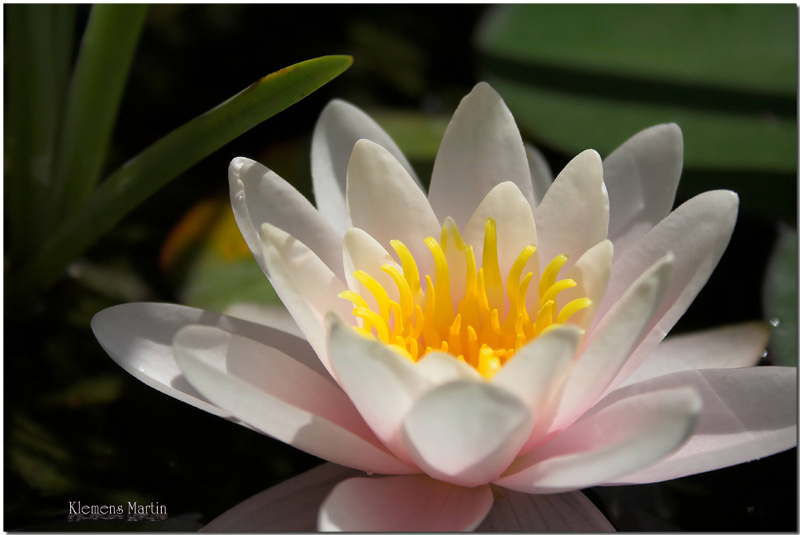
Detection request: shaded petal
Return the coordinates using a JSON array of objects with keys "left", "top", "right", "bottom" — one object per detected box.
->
[
  {"left": 347, "top": 139, "right": 440, "bottom": 277},
  {"left": 319, "top": 475, "right": 492, "bottom": 532},
  {"left": 415, "top": 352, "right": 483, "bottom": 385},
  {"left": 498, "top": 387, "right": 701, "bottom": 493},
  {"left": 222, "top": 302, "right": 303, "bottom": 338},
  {"left": 173, "top": 325, "right": 416, "bottom": 475},
  {"left": 91, "top": 302, "right": 330, "bottom": 418},
  {"left": 535, "top": 150, "right": 609, "bottom": 273},
  {"left": 525, "top": 142, "right": 554, "bottom": 208},
  {"left": 557, "top": 239, "right": 614, "bottom": 333},
  {"left": 201, "top": 463, "right": 360, "bottom": 532},
  {"left": 477, "top": 489, "right": 615, "bottom": 532},
  {"left": 342, "top": 228, "right": 401, "bottom": 310},
  {"left": 601, "top": 367, "right": 797, "bottom": 485},
  {"left": 229, "top": 157, "right": 344, "bottom": 279},
  {"left": 599, "top": 190, "right": 739, "bottom": 391},
  {"left": 604, "top": 124, "right": 683, "bottom": 256},
  {"left": 429, "top": 82, "right": 534, "bottom": 227},
  {"left": 403, "top": 381, "right": 533, "bottom": 487},
  {"left": 620, "top": 322, "right": 769, "bottom": 388},
  {"left": 260, "top": 223, "right": 353, "bottom": 374},
  {"left": 312, "top": 99, "right": 420, "bottom": 234}
]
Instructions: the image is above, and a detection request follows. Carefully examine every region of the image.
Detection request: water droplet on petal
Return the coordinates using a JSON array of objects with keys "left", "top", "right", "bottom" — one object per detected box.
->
[
  {"left": 366, "top": 470, "right": 374, "bottom": 476},
  {"left": 761, "top": 350, "right": 769, "bottom": 359},
  {"left": 770, "top": 317, "right": 781, "bottom": 327}
]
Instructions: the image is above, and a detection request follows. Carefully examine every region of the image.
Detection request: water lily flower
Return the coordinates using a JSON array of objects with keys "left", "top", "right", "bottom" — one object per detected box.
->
[{"left": 92, "top": 83, "right": 797, "bottom": 531}]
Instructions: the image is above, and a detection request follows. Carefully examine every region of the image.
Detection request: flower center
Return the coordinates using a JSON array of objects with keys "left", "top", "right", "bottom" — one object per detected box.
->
[{"left": 339, "top": 218, "right": 590, "bottom": 378}]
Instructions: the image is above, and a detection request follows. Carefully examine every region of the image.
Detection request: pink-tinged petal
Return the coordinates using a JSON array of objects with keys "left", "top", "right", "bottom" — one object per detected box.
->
[
  {"left": 328, "top": 316, "right": 428, "bottom": 462},
  {"left": 463, "top": 181, "right": 538, "bottom": 297},
  {"left": 604, "top": 124, "right": 683, "bottom": 256},
  {"left": 260, "top": 223, "right": 353, "bottom": 375},
  {"left": 599, "top": 190, "right": 739, "bottom": 391},
  {"left": 491, "top": 326, "right": 580, "bottom": 420},
  {"left": 222, "top": 302, "right": 303, "bottom": 338},
  {"left": 347, "top": 139, "right": 440, "bottom": 278},
  {"left": 429, "top": 82, "right": 534, "bottom": 227},
  {"left": 557, "top": 239, "right": 614, "bottom": 333},
  {"left": 402, "top": 381, "right": 533, "bottom": 487},
  {"left": 342, "top": 228, "right": 401, "bottom": 310},
  {"left": 620, "top": 322, "right": 769, "bottom": 388},
  {"left": 415, "top": 352, "right": 483, "bottom": 385},
  {"left": 601, "top": 367, "right": 797, "bottom": 485},
  {"left": 477, "top": 488, "right": 615, "bottom": 532},
  {"left": 312, "top": 99, "right": 420, "bottom": 234},
  {"left": 544, "top": 254, "right": 673, "bottom": 437},
  {"left": 173, "top": 325, "right": 416, "bottom": 475},
  {"left": 318, "top": 475, "right": 493, "bottom": 532},
  {"left": 229, "top": 157, "right": 344, "bottom": 280},
  {"left": 201, "top": 463, "right": 360, "bottom": 532},
  {"left": 91, "top": 302, "right": 330, "bottom": 417},
  {"left": 525, "top": 142, "right": 553, "bottom": 208},
  {"left": 498, "top": 387, "right": 701, "bottom": 493},
  {"left": 535, "top": 149, "right": 609, "bottom": 273}
]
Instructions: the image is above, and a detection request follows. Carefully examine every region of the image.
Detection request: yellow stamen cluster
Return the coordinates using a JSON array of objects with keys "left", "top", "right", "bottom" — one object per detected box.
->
[{"left": 339, "top": 218, "right": 590, "bottom": 378}]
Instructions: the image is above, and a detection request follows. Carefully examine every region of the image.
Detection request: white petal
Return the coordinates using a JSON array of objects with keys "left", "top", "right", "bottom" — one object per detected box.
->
[
  {"left": 260, "top": 223, "right": 353, "bottom": 374},
  {"left": 414, "top": 352, "right": 483, "bottom": 385},
  {"left": 535, "top": 149, "right": 609, "bottom": 273},
  {"left": 346, "top": 139, "right": 440, "bottom": 277},
  {"left": 91, "top": 302, "right": 330, "bottom": 418},
  {"left": 429, "top": 82, "right": 534, "bottom": 227},
  {"left": 222, "top": 302, "right": 303, "bottom": 338},
  {"left": 557, "top": 239, "right": 614, "bottom": 333},
  {"left": 229, "top": 157, "right": 344, "bottom": 279},
  {"left": 173, "top": 325, "right": 416, "bottom": 475},
  {"left": 402, "top": 381, "right": 533, "bottom": 487},
  {"left": 604, "top": 124, "right": 683, "bottom": 256},
  {"left": 544, "top": 254, "right": 673, "bottom": 436},
  {"left": 327, "top": 316, "right": 428, "bottom": 462},
  {"left": 491, "top": 326, "right": 580, "bottom": 420},
  {"left": 318, "top": 475, "right": 493, "bottom": 532},
  {"left": 620, "top": 322, "right": 769, "bottom": 388},
  {"left": 498, "top": 387, "right": 701, "bottom": 493},
  {"left": 342, "top": 228, "right": 401, "bottom": 311},
  {"left": 311, "top": 99, "right": 420, "bottom": 234},
  {"left": 478, "top": 488, "right": 614, "bottom": 532},
  {"left": 201, "top": 463, "right": 360, "bottom": 532},
  {"left": 525, "top": 142, "right": 554, "bottom": 208},
  {"left": 599, "top": 190, "right": 739, "bottom": 391},
  {"left": 601, "top": 367, "right": 797, "bottom": 484}
]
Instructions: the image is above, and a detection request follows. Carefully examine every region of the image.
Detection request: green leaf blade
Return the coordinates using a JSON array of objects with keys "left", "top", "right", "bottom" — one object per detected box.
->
[{"left": 763, "top": 227, "right": 798, "bottom": 367}]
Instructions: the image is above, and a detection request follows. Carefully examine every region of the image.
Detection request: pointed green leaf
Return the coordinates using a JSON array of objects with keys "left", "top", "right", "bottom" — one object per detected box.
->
[{"left": 763, "top": 227, "right": 798, "bottom": 366}]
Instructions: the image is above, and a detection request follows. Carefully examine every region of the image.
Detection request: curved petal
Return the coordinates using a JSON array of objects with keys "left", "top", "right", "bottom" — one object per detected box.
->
[
  {"left": 477, "top": 489, "right": 615, "bottom": 532},
  {"left": 318, "top": 475, "right": 493, "bottom": 532},
  {"left": 342, "top": 228, "right": 401, "bottom": 310},
  {"left": 620, "top": 322, "right": 769, "bottom": 388},
  {"left": 402, "top": 381, "right": 533, "bottom": 487},
  {"left": 173, "top": 325, "right": 416, "bottom": 475},
  {"left": 557, "top": 239, "right": 614, "bottom": 333},
  {"left": 201, "top": 463, "right": 360, "bottom": 532},
  {"left": 600, "top": 367, "right": 797, "bottom": 485},
  {"left": 91, "top": 302, "right": 330, "bottom": 418},
  {"left": 222, "top": 302, "right": 303, "bottom": 338},
  {"left": 414, "top": 352, "right": 483, "bottom": 385},
  {"left": 525, "top": 142, "right": 553, "bottom": 208},
  {"left": 229, "top": 157, "right": 344, "bottom": 279},
  {"left": 604, "top": 124, "right": 683, "bottom": 256},
  {"left": 599, "top": 190, "right": 739, "bottom": 391},
  {"left": 429, "top": 82, "right": 534, "bottom": 227},
  {"left": 346, "top": 139, "right": 440, "bottom": 278},
  {"left": 311, "top": 99, "right": 420, "bottom": 234},
  {"left": 535, "top": 149, "right": 609, "bottom": 273},
  {"left": 498, "top": 387, "right": 701, "bottom": 493},
  {"left": 260, "top": 223, "right": 353, "bottom": 375},
  {"left": 327, "top": 316, "right": 428, "bottom": 462}
]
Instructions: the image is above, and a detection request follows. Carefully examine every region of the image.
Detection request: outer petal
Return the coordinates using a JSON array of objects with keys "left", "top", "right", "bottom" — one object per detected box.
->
[
  {"left": 604, "top": 124, "right": 683, "bottom": 256},
  {"left": 173, "top": 325, "right": 415, "bottom": 475},
  {"left": 346, "top": 139, "right": 440, "bottom": 277},
  {"left": 311, "top": 99, "right": 420, "bottom": 234},
  {"left": 91, "top": 302, "right": 330, "bottom": 418},
  {"left": 222, "top": 302, "right": 303, "bottom": 338},
  {"left": 601, "top": 367, "right": 797, "bottom": 484},
  {"left": 260, "top": 223, "right": 353, "bottom": 375},
  {"left": 620, "top": 322, "right": 769, "bottom": 388},
  {"left": 429, "top": 82, "right": 534, "bottom": 227},
  {"left": 497, "top": 387, "right": 701, "bottom": 493},
  {"left": 477, "top": 489, "right": 615, "bottom": 532},
  {"left": 201, "top": 463, "right": 360, "bottom": 532},
  {"left": 318, "top": 475, "right": 493, "bottom": 532},
  {"left": 525, "top": 142, "right": 554, "bottom": 208},
  {"left": 402, "top": 381, "right": 533, "bottom": 487},
  {"left": 229, "top": 157, "right": 344, "bottom": 279},
  {"left": 534, "top": 149, "right": 609, "bottom": 273},
  {"left": 599, "top": 190, "right": 739, "bottom": 391}
]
